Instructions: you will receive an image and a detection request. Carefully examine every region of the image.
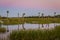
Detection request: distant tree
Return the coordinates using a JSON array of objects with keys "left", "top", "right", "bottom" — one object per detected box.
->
[
  {"left": 56, "top": 15, "right": 60, "bottom": 18},
  {"left": 22, "top": 13, "right": 25, "bottom": 17}
]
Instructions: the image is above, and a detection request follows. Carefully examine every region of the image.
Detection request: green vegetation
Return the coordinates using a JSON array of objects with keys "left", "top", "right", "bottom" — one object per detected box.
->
[
  {"left": 0, "top": 27, "right": 6, "bottom": 33},
  {"left": 9, "top": 26, "right": 60, "bottom": 40},
  {"left": 0, "top": 17, "right": 60, "bottom": 25}
]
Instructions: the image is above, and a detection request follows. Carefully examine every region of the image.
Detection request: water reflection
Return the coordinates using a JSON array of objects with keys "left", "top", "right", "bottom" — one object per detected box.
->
[
  {"left": 0, "top": 23, "right": 60, "bottom": 39},
  {"left": 2, "top": 23, "right": 60, "bottom": 31}
]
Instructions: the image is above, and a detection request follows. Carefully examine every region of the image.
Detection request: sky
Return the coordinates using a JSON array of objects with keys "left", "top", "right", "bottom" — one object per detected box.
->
[{"left": 0, "top": 0, "right": 60, "bottom": 17}]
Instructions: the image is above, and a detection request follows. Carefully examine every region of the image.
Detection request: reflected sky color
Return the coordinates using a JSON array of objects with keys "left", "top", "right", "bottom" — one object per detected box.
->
[{"left": 0, "top": 0, "right": 60, "bottom": 17}]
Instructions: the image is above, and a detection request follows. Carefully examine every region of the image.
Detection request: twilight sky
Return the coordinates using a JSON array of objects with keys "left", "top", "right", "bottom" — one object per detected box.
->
[{"left": 0, "top": 0, "right": 60, "bottom": 17}]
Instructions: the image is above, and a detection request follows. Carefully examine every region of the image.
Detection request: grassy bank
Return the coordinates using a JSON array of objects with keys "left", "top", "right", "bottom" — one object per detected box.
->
[
  {"left": 9, "top": 26, "right": 60, "bottom": 40},
  {"left": 0, "top": 27, "right": 6, "bottom": 33},
  {"left": 1, "top": 17, "right": 60, "bottom": 25}
]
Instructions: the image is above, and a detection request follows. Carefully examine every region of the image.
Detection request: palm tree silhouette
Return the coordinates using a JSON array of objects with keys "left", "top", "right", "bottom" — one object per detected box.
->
[
  {"left": 54, "top": 12, "right": 56, "bottom": 17},
  {"left": 7, "top": 10, "right": 9, "bottom": 32},
  {"left": 18, "top": 13, "right": 19, "bottom": 30},
  {"left": 41, "top": 13, "right": 44, "bottom": 27},
  {"left": 54, "top": 12, "right": 56, "bottom": 27},
  {"left": 47, "top": 15, "right": 49, "bottom": 29},
  {"left": 22, "top": 13, "right": 25, "bottom": 30},
  {"left": 38, "top": 12, "right": 40, "bottom": 29}
]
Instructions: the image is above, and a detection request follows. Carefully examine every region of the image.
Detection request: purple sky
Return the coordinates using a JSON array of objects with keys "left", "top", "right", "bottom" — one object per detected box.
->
[{"left": 0, "top": 0, "right": 60, "bottom": 17}]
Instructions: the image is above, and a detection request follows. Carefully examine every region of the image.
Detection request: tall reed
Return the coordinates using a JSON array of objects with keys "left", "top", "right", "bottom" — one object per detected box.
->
[{"left": 9, "top": 26, "right": 60, "bottom": 40}]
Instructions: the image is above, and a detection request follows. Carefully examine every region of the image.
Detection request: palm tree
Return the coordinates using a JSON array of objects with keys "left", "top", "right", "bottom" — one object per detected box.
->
[
  {"left": 38, "top": 12, "right": 40, "bottom": 29},
  {"left": 47, "top": 15, "right": 49, "bottom": 29},
  {"left": 54, "top": 12, "right": 56, "bottom": 27},
  {"left": 41, "top": 13, "right": 44, "bottom": 27},
  {"left": 22, "top": 13, "right": 25, "bottom": 30},
  {"left": 54, "top": 12, "right": 56, "bottom": 17},
  {"left": 7, "top": 10, "right": 9, "bottom": 32},
  {"left": 18, "top": 13, "right": 19, "bottom": 30}
]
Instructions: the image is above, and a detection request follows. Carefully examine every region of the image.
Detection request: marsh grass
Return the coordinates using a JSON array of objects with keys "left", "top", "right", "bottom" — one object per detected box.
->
[
  {"left": 1, "top": 18, "right": 60, "bottom": 25},
  {"left": 9, "top": 26, "right": 60, "bottom": 40}
]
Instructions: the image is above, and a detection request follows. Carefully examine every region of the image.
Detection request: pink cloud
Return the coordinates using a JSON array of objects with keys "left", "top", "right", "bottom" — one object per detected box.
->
[{"left": 0, "top": 0, "right": 60, "bottom": 9}]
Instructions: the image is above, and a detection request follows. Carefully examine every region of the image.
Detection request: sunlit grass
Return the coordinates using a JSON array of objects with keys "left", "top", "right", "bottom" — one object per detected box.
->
[{"left": 1, "top": 17, "right": 60, "bottom": 25}]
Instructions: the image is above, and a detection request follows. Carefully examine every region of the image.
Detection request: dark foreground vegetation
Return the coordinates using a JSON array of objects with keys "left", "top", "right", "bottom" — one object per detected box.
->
[{"left": 9, "top": 26, "right": 60, "bottom": 40}]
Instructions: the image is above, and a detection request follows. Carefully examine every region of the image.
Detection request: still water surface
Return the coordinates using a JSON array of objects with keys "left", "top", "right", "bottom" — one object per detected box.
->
[
  {"left": 0, "top": 23, "right": 60, "bottom": 39},
  {"left": 2, "top": 23, "right": 60, "bottom": 31}
]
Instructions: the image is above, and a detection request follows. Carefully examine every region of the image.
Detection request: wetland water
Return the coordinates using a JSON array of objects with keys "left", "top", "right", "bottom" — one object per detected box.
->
[
  {"left": 0, "top": 23, "right": 60, "bottom": 40},
  {"left": 2, "top": 23, "right": 60, "bottom": 31}
]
